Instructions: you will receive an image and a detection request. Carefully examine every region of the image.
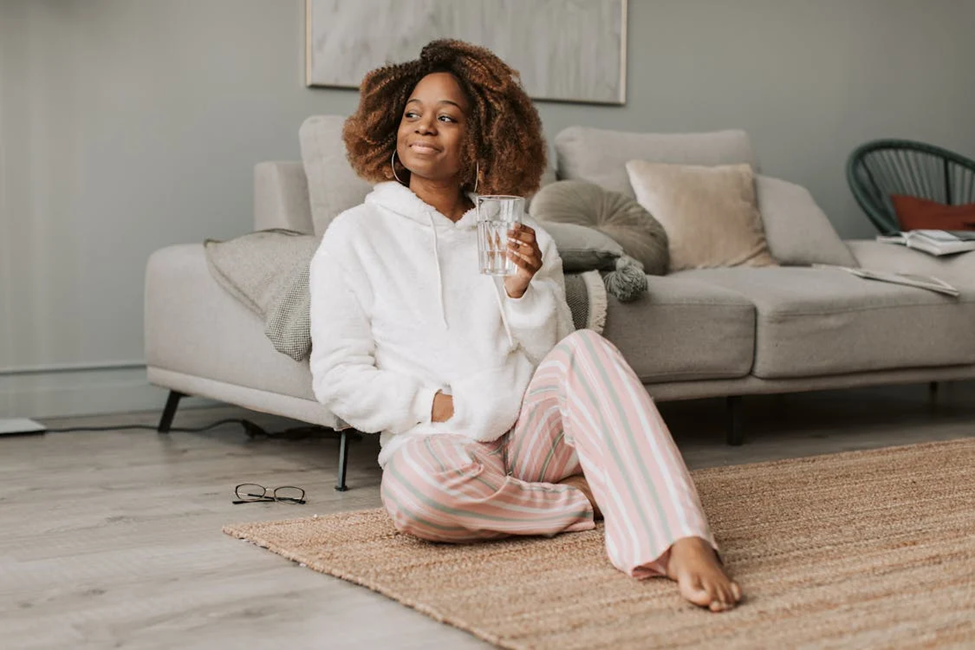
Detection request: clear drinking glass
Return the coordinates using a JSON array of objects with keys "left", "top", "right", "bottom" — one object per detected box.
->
[{"left": 476, "top": 195, "right": 524, "bottom": 276}]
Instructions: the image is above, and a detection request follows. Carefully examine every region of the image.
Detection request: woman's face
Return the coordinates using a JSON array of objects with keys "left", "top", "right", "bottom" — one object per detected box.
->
[{"left": 396, "top": 72, "right": 471, "bottom": 186}]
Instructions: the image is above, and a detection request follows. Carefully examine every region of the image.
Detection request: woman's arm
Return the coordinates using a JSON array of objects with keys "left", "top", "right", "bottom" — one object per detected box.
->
[
  {"left": 500, "top": 221, "right": 575, "bottom": 365},
  {"left": 308, "top": 232, "right": 441, "bottom": 434}
]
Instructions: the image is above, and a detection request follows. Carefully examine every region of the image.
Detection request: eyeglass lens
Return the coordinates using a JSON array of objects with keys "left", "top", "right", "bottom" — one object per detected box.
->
[
  {"left": 272, "top": 486, "right": 305, "bottom": 503},
  {"left": 235, "top": 483, "right": 268, "bottom": 501}
]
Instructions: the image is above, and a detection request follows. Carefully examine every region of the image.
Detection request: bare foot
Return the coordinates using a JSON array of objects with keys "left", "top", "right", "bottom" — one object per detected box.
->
[
  {"left": 558, "top": 475, "right": 602, "bottom": 519},
  {"left": 665, "top": 536, "right": 742, "bottom": 612}
]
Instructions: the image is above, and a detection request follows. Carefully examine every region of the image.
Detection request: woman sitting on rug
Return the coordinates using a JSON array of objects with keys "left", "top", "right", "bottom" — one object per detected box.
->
[{"left": 309, "top": 39, "right": 742, "bottom": 612}]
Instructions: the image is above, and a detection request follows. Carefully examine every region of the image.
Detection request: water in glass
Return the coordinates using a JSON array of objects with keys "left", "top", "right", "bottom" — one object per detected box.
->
[{"left": 476, "top": 195, "right": 524, "bottom": 276}]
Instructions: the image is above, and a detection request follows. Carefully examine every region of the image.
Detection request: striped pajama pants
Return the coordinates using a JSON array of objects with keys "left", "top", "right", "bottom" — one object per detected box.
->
[{"left": 380, "top": 329, "right": 716, "bottom": 578}]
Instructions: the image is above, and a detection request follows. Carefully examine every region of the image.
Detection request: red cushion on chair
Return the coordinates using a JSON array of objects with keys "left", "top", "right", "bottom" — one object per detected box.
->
[{"left": 891, "top": 194, "right": 975, "bottom": 231}]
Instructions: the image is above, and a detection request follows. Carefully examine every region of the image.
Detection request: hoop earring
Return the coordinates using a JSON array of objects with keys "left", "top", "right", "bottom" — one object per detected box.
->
[
  {"left": 473, "top": 162, "right": 479, "bottom": 194},
  {"left": 391, "top": 150, "right": 404, "bottom": 185}
]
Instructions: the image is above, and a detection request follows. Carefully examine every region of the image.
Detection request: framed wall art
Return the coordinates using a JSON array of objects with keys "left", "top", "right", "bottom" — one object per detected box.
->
[{"left": 306, "top": 0, "right": 627, "bottom": 105}]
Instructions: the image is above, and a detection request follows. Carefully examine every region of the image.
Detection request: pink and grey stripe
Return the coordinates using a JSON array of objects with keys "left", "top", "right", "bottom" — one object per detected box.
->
[{"left": 380, "top": 329, "right": 717, "bottom": 578}]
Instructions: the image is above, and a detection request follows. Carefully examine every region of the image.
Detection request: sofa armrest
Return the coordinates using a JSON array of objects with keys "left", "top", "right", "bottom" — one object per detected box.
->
[
  {"left": 846, "top": 240, "right": 975, "bottom": 282},
  {"left": 254, "top": 161, "right": 314, "bottom": 234}
]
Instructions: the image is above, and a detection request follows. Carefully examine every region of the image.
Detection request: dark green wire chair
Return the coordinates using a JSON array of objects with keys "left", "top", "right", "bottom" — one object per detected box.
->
[{"left": 846, "top": 139, "right": 975, "bottom": 234}]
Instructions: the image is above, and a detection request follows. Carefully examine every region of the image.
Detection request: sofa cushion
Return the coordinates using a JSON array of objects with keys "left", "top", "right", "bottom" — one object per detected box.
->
[
  {"left": 755, "top": 175, "right": 858, "bottom": 267},
  {"left": 529, "top": 180, "right": 669, "bottom": 275},
  {"left": 602, "top": 276, "right": 756, "bottom": 382},
  {"left": 554, "top": 126, "right": 758, "bottom": 198},
  {"left": 891, "top": 194, "right": 975, "bottom": 231},
  {"left": 537, "top": 221, "right": 624, "bottom": 272},
  {"left": 626, "top": 161, "right": 777, "bottom": 272},
  {"left": 299, "top": 115, "right": 373, "bottom": 235},
  {"left": 254, "top": 161, "right": 315, "bottom": 233},
  {"left": 675, "top": 267, "right": 975, "bottom": 379}
]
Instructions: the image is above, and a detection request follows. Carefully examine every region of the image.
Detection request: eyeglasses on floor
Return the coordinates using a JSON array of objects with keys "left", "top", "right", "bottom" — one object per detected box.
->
[{"left": 233, "top": 483, "right": 306, "bottom": 505}]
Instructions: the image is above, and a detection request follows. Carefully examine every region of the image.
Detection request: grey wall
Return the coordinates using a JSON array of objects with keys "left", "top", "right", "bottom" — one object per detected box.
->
[{"left": 2, "top": 0, "right": 973, "bottom": 417}]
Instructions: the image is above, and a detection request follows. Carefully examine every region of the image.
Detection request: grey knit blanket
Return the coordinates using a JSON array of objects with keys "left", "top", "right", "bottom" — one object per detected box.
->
[{"left": 204, "top": 229, "right": 606, "bottom": 362}]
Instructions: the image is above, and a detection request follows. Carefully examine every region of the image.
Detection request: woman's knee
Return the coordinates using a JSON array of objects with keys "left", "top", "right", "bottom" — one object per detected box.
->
[
  {"left": 379, "top": 437, "right": 485, "bottom": 540},
  {"left": 380, "top": 465, "right": 444, "bottom": 539},
  {"left": 380, "top": 471, "right": 432, "bottom": 538},
  {"left": 564, "top": 328, "right": 616, "bottom": 355}
]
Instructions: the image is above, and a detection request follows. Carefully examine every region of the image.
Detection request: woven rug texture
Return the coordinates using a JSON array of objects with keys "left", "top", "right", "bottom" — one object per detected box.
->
[{"left": 223, "top": 438, "right": 975, "bottom": 649}]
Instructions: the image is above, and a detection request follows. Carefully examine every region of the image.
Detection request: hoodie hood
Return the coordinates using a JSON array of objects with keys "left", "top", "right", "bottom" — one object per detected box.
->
[
  {"left": 363, "top": 182, "right": 515, "bottom": 347},
  {"left": 365, "top": 181, "right": 479, "bottom": 230}
]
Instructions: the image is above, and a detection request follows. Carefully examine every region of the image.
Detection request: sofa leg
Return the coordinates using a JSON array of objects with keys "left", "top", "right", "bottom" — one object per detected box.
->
[
  {"left": 335, "top": 429, "right": 351, "bottom": 492},
  {"left": 158, "top": 390, "right": 185, "bottom": 433},
  {"left": 727, "top": 396, "right": 744, "bottom": 446},
  {"left": 929, "top": 381, "right": 939, "bottom": 401}
]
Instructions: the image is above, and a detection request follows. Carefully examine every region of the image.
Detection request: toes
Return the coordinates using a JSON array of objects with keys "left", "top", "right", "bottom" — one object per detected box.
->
[
  {"left": 675, "top": 561, "right": 743, "bottom": 612},
  {"left": 719, "top": 585, "right": 735, "bottom": 609},
  {"left": 679, "top": 575, "right": 712, "bottom": 608},
  {"left": 708, "top": 594, "right": 732, "bottom": 612},
  {"left": 708, "top": 594, "right": 730, "bottom": 612},
  {"left": 704, "top": 580, "right": 736, "bottom": 612},
  {"left": 703, "top": 581, "right": 727, "bottom": 612},
  {"left": 731, "top": 581, "right": 743, "bottom": 602}
]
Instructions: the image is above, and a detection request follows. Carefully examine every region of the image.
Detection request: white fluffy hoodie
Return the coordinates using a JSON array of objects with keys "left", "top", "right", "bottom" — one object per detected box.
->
[{"left": 309, "top": 181, "right": 574, "bottom": 467}]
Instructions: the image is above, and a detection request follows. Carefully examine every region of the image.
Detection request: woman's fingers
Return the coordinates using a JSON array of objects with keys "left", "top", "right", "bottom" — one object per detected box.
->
[
  {"left": 505, "top": 224, "right": 542, "bottom": 278},
  {"left": 508, "top": 239, "right": 536, "bottom": 255},
  {"left": 508, "top": 223, "right": 536, "bottom": 244},
  {"left": 507, "top": 240, "right": 540, "bottom": 261},
  {"left": 507, "top": 248, "right": 542, "bottom": 273}
]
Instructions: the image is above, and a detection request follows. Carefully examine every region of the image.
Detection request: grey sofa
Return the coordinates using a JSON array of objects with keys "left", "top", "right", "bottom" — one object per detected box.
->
[{"left": 144, "top": 118, "right": 975, "bottom": 489}]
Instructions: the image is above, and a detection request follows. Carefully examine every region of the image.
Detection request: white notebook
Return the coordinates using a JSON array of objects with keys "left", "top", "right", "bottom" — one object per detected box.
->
[{"left": 813, "top": 265, "right": 960, "bottom": 298}]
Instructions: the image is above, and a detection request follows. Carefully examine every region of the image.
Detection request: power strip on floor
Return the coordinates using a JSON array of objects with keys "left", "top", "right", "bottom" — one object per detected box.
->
[{"left": 0, "top": 418, "right": 47, "bottom": 436}]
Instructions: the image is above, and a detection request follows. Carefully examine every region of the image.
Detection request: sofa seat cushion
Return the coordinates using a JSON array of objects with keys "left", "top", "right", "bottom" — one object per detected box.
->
[
  {"left": 602, "top": 276, "right": 756, "bottom": 382},
  {"left": 674, "top": 267, "right": 975, "bottom": 379}
]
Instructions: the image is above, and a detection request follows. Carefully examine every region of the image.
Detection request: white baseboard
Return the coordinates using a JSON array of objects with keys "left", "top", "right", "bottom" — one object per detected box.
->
[{"left": 0, "top": 364, "right": 217, "bottom": 419}]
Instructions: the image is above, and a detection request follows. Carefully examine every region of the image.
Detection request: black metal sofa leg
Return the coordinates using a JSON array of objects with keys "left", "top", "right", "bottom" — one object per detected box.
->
[
  {"left": 158, "top": 390, "right": 185, "bottom": 433},
  {"left": 335, "top": 430, "right": 351, "bottom": 492},
  {"left": 727, "top": 396, "right": 744, "bottom": 446},
  {"left": 156, "top": 388, "right": 353, "bottom": 491}
]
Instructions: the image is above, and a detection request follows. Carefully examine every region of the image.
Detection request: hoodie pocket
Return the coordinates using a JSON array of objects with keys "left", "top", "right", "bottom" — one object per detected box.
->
[{"left": 448, "top": 358, "right": 533, "bottom": 442}]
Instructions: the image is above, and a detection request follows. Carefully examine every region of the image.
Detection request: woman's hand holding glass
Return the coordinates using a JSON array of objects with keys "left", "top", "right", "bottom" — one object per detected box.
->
[{"left": 503, "top": 223, "right": 543, "bottom": 299}]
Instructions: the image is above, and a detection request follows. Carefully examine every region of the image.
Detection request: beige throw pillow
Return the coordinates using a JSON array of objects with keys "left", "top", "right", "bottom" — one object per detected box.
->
[{"left": 625, "top": 161, "right": 777, "bottom": 272}]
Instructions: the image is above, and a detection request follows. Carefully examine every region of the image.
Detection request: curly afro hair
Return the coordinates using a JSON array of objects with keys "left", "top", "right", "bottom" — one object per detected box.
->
[{"left": 343, "top": 39, "right": 547, "bottom": 197}]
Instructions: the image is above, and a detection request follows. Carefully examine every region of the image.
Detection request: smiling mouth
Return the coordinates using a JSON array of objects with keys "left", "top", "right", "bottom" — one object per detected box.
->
[{"left": 410, "top": 142, "right": 440, "bottom": 153}]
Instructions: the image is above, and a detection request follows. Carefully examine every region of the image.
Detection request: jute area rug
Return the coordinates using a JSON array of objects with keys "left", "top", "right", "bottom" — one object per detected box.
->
[{"left": 224, "top": 438, "right": 975, "bottom": 649}]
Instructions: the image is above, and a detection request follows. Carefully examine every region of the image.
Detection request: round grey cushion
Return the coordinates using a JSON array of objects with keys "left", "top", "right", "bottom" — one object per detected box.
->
[{"left": 529, "top": 180, "right": 669, "bottom": 275}]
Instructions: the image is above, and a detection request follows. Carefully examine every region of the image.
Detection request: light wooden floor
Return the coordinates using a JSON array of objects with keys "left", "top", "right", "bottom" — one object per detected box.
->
[{"left": 2, "top": 381, "right": 974, "bottom": 650}]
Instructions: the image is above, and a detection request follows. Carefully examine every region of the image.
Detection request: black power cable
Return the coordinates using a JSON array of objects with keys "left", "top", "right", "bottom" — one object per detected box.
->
[
  {"left": 42, "top": 418, "right": 262, "bottom": 434},
  {"left": 42, "top": 419, "right": 355, "bottom": 441}
]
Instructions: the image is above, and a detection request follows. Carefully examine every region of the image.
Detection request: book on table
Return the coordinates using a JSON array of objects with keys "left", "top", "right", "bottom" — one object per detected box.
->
[{"left": 876, "top": 229, "right": 975, "bottom": 256}]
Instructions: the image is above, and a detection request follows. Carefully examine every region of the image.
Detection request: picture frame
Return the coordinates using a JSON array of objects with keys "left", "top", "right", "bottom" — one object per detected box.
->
[{"left": 305, "top": 0, "right": 627, "bottom": 105}]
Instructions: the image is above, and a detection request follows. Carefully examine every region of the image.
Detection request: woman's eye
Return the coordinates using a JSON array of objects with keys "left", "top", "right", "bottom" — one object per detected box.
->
[
  {"left": 438, "top": 115, "right": 456, "bottom": 123},
  {"left": 405, "top": 111, "right": 419, "bottom": 119}
]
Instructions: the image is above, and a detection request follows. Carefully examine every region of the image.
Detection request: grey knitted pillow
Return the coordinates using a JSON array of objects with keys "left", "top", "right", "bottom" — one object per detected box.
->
[
  {"left": 529, "top": 179, "right": 669, "bottom": 276},
  {"left": 538, "top": 222, "right": 624, "bottom": 273}
]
